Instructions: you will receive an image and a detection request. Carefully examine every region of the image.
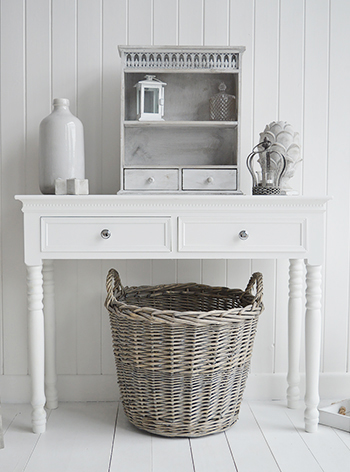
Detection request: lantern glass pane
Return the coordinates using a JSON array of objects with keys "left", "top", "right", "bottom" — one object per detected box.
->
[
  {"left": 144, "top": 87, "right": 159, "bottom": 114},
  {"left": 136, "top": 88, "right": 141, "bottom": 115}
]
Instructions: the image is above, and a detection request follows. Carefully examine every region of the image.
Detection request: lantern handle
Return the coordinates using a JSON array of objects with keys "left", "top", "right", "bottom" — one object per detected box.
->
[{"left": 144, "top": 74, "right": 167, "bottom": 85}]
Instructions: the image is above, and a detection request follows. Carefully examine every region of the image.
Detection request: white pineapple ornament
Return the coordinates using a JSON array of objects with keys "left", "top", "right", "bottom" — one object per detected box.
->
[{"left": 259, "top": 121, "right": 301, "bottom": 195}]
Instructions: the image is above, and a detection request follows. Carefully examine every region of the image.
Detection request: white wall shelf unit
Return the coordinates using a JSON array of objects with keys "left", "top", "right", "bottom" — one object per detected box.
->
[{"left": 118, "top": 46, "right": 245, "bottom": 194}]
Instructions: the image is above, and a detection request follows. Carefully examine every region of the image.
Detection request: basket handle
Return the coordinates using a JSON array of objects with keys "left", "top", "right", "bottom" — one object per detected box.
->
[
  {"left": 105, "top": 268, "right": 125, "bottom": 308},
  {"left": 244, "top": 272, "right": 263, "bottom": 305}
]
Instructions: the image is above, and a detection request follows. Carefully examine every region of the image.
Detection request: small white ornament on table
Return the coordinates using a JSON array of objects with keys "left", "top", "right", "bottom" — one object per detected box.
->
[
  {"left": 67, "top": 178, "right": 89, "bottom": 195},
  {"left": 55, "top": 178, "right": 89, "bottom": 195},
  {"left": 54, "top": 178, "right": 67, "bottom": 195},
  {"left": 259, "top": 121, "right": 301, "bottom": 195}
]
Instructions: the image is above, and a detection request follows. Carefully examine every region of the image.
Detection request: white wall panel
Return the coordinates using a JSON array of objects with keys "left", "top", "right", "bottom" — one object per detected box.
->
[
  {"left": 323, "top": 0, "right": 350, "bottom": 373},
  {"left": 202, "top": 260, "right": 227, "bottom": 287},
  {"left": 250, "top": 260, "right": 276, "bottom": 374},
  {"left": 204, "top": 0, "right": 229, "bottom": 46},
  {"left": 55, "top": 260, "right": 78, "bottom": 375},
  {"left": 76, "top": 260, "right": 103, "bottom": 375},
  {"left": 77, "top": 0, "right": 103, "bottom": 195},
  {"left": 52, "top": 0, "right": 77, "bottom": 109},
  {"left": 178, "top": 0, "right": 203, "bottom": 45},
  {"left": 229, "top": 0, "right": 255, "bottom": 194},
  {"left": 153, "top": 0, "right": 178, "bottom": 45},
  {"left": 274, "top": 259, "right": 290, "bottom": 373},
  {"left": 152, "top": 260, "right": 177, "bottom": 285},
  {"left": 177, "top": 260, "right": 202, "bottom": 284},
  {"left": 102, "top": 0, "right": 127, "bottom": 194},
  {"left": 302, "top": 0, "right": 329, "bottom": 196},
  {"left": 253, "top": 0, "right": 279, "bottom": 136},
  {"left": 1, "top": 0, "right": 28, "bottom": 376},
  {"left": 1, "top": 0, "right": 349, "bottom": 401},
  {"left": 278, "top": 0, "right": 304, "bottom": 195},
  {"left": 128, "top": 0, "right": 153, "bottom": 44},
  {"left": 26, "top": 0, "right": 51, "bottom": 195}
]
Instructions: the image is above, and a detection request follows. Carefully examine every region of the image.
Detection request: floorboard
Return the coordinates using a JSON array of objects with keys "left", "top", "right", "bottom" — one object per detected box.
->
[
  {"left": 225, "top": 402, "right": 280, "bottom": 472},
  {"left": 110, "top": 406, "right": 152, "bottom": 472},
  {"left": 151, "top": 434, "right": 193, "bottom": 472},
  {"left": 190, "top": 431, "right": 237, "bottom": 472},
  {"left": 248, "top": 401, "right": 323, "bottom": 472},
  {"left": 0, "top": 404, "right": 42, "bottom": 471},
  {"left": 25, "top": 402, "right": 117, "bottom": 472}
]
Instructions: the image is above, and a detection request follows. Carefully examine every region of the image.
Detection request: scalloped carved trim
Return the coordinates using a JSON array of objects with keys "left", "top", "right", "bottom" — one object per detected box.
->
[{"left": 122, "top": 51, "right": 238, "bottom": 70}]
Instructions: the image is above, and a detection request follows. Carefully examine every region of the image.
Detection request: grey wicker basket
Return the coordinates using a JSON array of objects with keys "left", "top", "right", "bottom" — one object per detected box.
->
[{"left": 105, "top": 269, "right": 264, "bottom": 437}]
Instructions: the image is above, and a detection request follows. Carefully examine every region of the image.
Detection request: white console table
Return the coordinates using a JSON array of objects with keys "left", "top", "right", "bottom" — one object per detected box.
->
[{"left": 16, "top": 194, "right": 329, "bottom": 434}]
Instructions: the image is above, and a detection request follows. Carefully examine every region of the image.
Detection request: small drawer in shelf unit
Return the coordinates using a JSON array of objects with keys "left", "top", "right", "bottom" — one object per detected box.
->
[
  {"left": 182, "top": 168, "right": 237, "bottom": 191},
  {"left": 124, "top": 168, "right": 179, "bottom": 191}
]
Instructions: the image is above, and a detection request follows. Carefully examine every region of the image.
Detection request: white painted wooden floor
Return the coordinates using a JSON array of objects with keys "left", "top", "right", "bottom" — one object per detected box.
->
[{"left": 1, "top": 400, "right": 350, "bottom": 471}]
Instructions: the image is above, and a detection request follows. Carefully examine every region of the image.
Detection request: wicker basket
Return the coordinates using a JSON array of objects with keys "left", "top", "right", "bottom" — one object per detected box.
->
[{"left": 105, "top": 269, "right": 264, "bottom": 437}]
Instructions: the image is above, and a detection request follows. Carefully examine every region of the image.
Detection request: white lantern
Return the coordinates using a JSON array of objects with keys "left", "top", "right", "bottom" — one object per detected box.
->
[{"left": 135, "top": 75, "right": 166, "bottom": 121}]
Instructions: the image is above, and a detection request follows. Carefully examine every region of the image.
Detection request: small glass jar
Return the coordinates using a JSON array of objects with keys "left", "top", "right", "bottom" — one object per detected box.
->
[{"left": 209, "top": 82, "right": 235, "bottom": 121}]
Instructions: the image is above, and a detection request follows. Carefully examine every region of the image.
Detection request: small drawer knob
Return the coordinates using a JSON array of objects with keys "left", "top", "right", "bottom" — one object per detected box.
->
[
  {"left": 101, "top": 229, "right": 111, "bottom": 239},
  {"left": 206, "top": 176, "right": 214, "bottom": 183},
  {"left": 239, "top": 230, "right": 249, "bottom": 240},
  {"left": 147, "top": 177, "right": 155, "bottom": 184}
]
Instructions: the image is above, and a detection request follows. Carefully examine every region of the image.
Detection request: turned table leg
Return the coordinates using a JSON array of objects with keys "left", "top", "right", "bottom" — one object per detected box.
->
[
  {"left": 43, "top": 260, "right": 58, "bottom": 410},
  {"left": 304, "top": 262, "right": 322, "bottom": 433},
  {"left": 27, "top": 264, "right": 46, "bottom": 433},
  {"left": 287, "top": 259, "right": 303, "bottom": 409}
]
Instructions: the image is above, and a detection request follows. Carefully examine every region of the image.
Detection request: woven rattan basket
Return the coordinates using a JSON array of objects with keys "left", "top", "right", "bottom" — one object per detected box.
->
[{"left": 105, "top": 269, "right": 264, "bottom": 437}]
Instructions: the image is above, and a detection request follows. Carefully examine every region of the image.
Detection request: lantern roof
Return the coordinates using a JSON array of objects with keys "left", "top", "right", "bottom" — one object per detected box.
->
[{"left": 135, "top": 75, "right": 167, "bottom": 87}]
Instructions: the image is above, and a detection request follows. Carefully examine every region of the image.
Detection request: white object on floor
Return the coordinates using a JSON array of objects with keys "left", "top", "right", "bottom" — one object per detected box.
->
[{"left": 319, "top": 399, "right": 350, "bottom": 432}]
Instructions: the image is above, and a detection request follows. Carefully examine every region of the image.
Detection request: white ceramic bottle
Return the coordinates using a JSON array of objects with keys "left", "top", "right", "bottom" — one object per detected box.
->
[{"left": 39, "top": 98, "right": 85, "bottom": 194}]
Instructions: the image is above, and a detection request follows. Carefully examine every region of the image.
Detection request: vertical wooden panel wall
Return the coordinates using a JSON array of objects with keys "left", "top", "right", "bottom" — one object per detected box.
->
[{"left": 1, "top": 0, "right": 349, "bottom": 401}]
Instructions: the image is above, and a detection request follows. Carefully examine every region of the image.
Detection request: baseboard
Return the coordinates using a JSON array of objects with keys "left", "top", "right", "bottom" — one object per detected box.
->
[
  {"left": 0, "top": 375, "right": 120, "bottom": 403},
  {"left": 1, "top": 373, "right": 350, "bottom": 403}
]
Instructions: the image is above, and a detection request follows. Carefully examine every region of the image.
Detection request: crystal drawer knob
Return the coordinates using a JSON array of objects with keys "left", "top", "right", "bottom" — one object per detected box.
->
[
  {"left": 101, "top": 229, "right": 111, "bottom": 239},
  {"left": 147, "top": 177, "right": 155, "bottom": 184},
  {"left": 239, "top": 230, "right": 249, "bottom": 240}
]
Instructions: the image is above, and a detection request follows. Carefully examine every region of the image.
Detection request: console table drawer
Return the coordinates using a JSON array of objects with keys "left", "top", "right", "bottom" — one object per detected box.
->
[
  {"left": 178, "top": 217, "right": 306, "bottom": 253},
  {"left": 41, "top": 217, "right": 172, "bottom": 253}
]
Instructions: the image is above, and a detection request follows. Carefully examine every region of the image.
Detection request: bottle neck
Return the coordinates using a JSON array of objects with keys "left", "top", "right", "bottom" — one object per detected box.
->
[
  {"left": 52, "top": 98, "right": 70, "bottom": 111},
  {"left": 53, "top": 105, "right": 69, "bottom": 110}
]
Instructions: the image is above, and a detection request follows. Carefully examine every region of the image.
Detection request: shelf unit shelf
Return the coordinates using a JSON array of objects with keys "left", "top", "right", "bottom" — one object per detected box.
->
[{"left": 124, "top": 121, "right": 238, "bottom": 128}]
